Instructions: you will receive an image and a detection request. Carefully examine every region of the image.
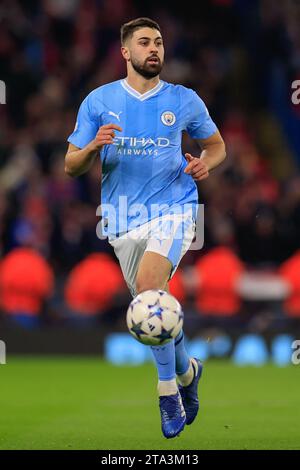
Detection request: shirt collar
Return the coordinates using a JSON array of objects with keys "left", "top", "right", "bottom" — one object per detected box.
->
[{"left": 120, "top": 79, "right": 164, "bottom": 101}]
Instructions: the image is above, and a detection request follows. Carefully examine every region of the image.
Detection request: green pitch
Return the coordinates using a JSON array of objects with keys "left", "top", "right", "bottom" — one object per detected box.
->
[{"left": 0, "top": 356, "right": 299, "bottom": 450}]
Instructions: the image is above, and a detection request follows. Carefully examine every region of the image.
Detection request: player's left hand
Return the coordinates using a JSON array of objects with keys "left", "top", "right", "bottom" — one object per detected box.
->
[{"left": 184, "top": 153, "right": 209, "bottom": 181}]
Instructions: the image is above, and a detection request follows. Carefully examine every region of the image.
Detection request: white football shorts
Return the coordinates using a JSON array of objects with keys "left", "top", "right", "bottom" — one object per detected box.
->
[{"left": 109, "top": 212, "right": 196, "bottom": 298}]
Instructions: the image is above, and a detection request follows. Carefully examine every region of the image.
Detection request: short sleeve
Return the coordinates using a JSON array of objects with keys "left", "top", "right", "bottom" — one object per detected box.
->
[
  {"left": 186, "top": 91, "right": 218, "bottom": 139},
  {"left": 67, "top": 94, "right": 99, "bottom": 149}
]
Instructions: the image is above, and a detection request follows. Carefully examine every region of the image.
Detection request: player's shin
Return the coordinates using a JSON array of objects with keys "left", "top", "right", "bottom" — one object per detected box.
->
[{"left": 150, "top": 340, "right": 178, "bottom": 396}]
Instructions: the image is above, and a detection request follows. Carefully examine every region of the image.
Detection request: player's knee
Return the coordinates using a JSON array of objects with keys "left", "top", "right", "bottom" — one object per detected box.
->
[{"left": 135, "top": 275, "right": 162, "bottom": 295}]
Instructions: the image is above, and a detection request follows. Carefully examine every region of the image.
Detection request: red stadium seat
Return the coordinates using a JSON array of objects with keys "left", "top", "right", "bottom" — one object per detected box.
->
[
  {"left": 169, "top": 269, "right": 186, "bottom": 305},
  {"left": 0, "top": 248, "right": 54, "bottom": 317},
  {"left": 279, "top": 251, "right": 300, "bottom": 317},
  {"left": 64, "top": 253, "right": 125, "bottom": 316},
  {"left": 194, "top": 247, "right": 244, "bottom": 316}
]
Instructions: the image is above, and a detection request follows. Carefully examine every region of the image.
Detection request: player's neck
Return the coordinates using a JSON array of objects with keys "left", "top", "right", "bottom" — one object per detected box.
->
[{"left": 125, "top": 73, "right": 160, "bottom": 95}]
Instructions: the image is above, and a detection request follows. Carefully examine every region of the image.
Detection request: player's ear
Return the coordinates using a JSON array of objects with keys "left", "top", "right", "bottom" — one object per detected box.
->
[{"left": 121, "top": 46, "right": 130, "bottom": 62}]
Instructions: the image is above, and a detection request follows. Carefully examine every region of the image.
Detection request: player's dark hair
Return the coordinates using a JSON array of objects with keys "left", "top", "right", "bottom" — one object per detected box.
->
[{"left": 121, "top": 17, "right": 161, "bottom": 45}]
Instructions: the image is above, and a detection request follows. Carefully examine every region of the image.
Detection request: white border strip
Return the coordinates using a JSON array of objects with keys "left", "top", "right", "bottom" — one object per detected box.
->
[{"left": 121, "top": 79, "right": 164, "bottom": 101}]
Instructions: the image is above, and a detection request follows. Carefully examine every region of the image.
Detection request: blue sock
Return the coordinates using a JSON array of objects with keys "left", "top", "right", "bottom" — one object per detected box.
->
[
  {"left": 150, "top": 340, "right": 176, "bottom": 381},
  {"left": 175, "top": 330, "right": 190, "bottom": 375}
]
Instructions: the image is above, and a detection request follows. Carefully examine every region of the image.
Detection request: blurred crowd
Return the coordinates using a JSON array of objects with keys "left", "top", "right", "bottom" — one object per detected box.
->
[{"left": 0, "top": 0, "right": 300, "bottom": 325}]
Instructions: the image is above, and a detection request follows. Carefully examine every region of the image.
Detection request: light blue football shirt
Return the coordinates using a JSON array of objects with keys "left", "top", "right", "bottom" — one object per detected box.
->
[{"left": 68, "top": 79, "right": 218, "bottom": 239}]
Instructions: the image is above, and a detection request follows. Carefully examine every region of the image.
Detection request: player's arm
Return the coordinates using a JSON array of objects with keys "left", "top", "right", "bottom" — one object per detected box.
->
[
  {"left": 184, "top": 130, "right": 226, "bottom": 181},
  {"left": 65, "top": 124, "right": 122, "bottom": 177}
]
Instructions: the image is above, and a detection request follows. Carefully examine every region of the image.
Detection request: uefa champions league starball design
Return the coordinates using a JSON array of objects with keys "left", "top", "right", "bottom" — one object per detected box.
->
[{"left": 126, "top": 290, "right": 184, "bottom": 346}]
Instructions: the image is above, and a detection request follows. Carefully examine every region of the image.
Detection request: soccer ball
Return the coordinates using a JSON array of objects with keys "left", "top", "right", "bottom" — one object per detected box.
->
[{"left": 126, "top": 289, "right": 184, "bottom": 346}]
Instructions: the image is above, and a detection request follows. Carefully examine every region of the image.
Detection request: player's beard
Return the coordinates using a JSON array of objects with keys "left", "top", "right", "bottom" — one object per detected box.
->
[{"left": 130, "top": 56, "right": 163, "bottom": 79}]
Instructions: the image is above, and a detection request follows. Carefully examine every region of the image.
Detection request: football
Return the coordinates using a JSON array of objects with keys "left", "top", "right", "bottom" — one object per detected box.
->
[{"left": 126, "top": 289, "right": 184, "bottom": 346}]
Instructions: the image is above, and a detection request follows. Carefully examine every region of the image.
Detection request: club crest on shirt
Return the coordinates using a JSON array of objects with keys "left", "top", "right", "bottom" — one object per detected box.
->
[{"left": 161, "top": 111, "right": 176, "bottom": 126}]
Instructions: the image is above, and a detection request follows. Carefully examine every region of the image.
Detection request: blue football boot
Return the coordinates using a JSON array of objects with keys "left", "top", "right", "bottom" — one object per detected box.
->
[
  {"left": 178, "top": 358, "right": 203, "bottom": 425},
  {"left": 159, "top": 391, "right": 186, "bottom": 438}
]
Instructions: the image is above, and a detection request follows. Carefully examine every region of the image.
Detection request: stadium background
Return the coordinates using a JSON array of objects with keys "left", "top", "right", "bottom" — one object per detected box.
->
[{"left": 0, "top": 0, "right": 300, "bottom": 451}]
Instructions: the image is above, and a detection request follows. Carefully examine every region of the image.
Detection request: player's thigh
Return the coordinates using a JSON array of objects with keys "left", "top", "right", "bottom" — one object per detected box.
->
[{"left": 135, "top": 251, "right": 172, "bottom": 293}]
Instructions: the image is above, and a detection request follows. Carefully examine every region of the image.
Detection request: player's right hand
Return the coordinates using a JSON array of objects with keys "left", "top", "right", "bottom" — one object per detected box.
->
[{"left": 92, "top": 124, "right": 122, "bottom": 150}]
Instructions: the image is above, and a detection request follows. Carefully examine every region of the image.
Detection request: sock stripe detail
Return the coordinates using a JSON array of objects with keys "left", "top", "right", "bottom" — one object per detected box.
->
[
  {"left": 175, "top": 331, "right": 184, "bottom": 346},
  {"left": 175, "top": 336, "right": 183, "bottom": 347}
]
